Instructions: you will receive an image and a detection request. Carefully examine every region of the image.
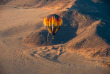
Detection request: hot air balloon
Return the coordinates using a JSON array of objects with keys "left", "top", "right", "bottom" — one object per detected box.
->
[{"left": 43, "top": 14, "right": 63, "bottom": 39}]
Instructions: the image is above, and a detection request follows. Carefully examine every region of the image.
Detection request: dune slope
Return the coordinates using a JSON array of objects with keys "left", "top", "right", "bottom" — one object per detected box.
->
[{"left": 0, "top": 0, "right": 110, "bottom": 74}]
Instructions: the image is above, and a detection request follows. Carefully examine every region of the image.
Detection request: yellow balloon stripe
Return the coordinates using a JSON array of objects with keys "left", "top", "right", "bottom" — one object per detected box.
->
[{"left": 52, "top": 16, "right": 54, "bottom": 25}]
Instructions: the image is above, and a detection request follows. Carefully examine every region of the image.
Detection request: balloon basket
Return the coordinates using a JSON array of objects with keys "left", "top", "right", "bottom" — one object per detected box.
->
[{"left": 52, "top": 36, "right": 54, "bottom": 39}]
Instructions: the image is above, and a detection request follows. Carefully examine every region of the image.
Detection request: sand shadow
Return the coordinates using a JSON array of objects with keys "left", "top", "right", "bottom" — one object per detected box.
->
[
  {"left": 69, "top": 0, "right": 110, "bottom": 20},
  {"left": 0, "top": 0, "right": 11, "bottom": 4},
  {"left": 68, "top": 0, "right": 110, "bottom": 45},
  {"left": 52, "top": 13, "right": 78, "bottom": 44},
  {"left": 96, "top": 20, "right": 110, "bottom": 44}
]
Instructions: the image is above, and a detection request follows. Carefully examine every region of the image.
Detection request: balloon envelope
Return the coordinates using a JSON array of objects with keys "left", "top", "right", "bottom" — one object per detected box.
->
[{"left": 43, "top": 14, "right": 63, "bottom": 36}]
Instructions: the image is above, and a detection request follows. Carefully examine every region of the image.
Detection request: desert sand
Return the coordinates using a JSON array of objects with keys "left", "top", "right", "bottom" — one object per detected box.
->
[{"left": 0, "top": 0, "right": 110, "bottom": 74}]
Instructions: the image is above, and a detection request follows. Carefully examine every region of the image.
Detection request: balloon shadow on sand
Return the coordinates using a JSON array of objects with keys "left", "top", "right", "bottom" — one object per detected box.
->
[{"left": 38, "top": 11, "right": 78, "bottom": 45}]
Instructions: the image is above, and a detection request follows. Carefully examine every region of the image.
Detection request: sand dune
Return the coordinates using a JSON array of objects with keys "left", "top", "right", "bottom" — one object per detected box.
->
[{"left": 0, "top": 0, "right": 110, "bottom": 74}]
